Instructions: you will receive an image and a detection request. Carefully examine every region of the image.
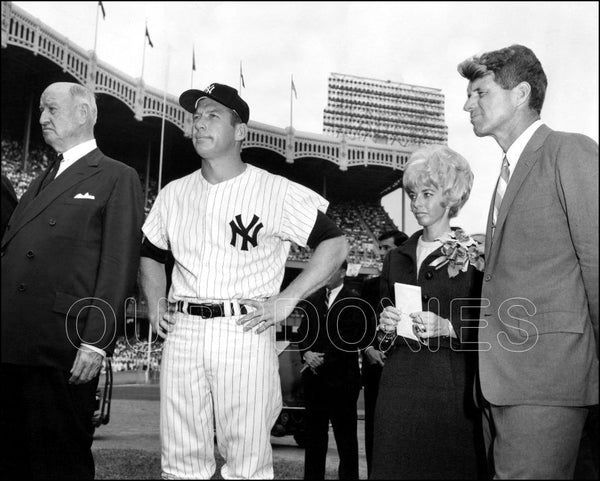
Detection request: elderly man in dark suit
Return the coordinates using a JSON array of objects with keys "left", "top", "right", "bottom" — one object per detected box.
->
[
  {"left": 459, "top": 44, "right": 598, "bottom": 479},
  {"left": 297, "top": 260, "right": 367, "bottom": 480},
  {"left": 0, "top": 82, "right": 143, "bottom": 479}
]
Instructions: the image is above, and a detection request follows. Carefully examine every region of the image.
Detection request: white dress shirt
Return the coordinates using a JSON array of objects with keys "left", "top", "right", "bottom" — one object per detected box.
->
[
  {"left": 504, "top": 119, "right": 544, "bottom": 181},
  {"left": 327, "top": 283, "right": 344, "bottom": 309},
  {"left": 55, "top": 139, "right": 97, "bottom": 177}
]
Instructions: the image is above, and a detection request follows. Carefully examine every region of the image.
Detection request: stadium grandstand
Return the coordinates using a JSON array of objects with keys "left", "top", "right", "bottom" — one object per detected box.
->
[{"left": 1, "top": 1, "right": 427, "bottom": 371}]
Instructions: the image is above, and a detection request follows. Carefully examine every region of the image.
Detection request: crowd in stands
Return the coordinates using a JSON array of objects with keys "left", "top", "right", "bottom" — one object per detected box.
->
[
  {"left": 2, "top": 137, "right": 398, "bottom": 272},
  {"left": 138, "top": 173, "right": 159, "bottom": 215},
  {"left": 2, "top": 137, "right": 160, "bottom": 213},
  {"left": 361, "top": 202, "right": 397, "bottom": 240},
  {"left": 287, "top": 201, "right": 397, "bottom": 270},
  {"left": 2, "top": 138, "right": 54, "bottom": 199},
  {"left": 111, "top": 336, "right": 163, "bottom": 372}
]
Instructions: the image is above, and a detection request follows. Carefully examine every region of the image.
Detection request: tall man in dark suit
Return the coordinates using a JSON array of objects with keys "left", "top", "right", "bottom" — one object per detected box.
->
[
  {"left": 0, "top": 82, "right": 144, "bottom": 479},
  {"left": 298, "top": 260, "right": 366, "bottom": 480},
  {"left": 459, "top": 44, "right": 598, "bottom": 478}
]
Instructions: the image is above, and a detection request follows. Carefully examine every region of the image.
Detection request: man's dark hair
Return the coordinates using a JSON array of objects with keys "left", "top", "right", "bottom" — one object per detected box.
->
[
  {"left": 457, "top": 44, "right": 547, "bottom": 115},
  {"left": 378, "top": 230, "right": 408, "bottom": 247}
]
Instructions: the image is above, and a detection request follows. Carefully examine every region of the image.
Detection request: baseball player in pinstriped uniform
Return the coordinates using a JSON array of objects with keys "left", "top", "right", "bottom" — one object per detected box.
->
[{"left": 139, "top": 83, "right": 348, "bottom": 479}]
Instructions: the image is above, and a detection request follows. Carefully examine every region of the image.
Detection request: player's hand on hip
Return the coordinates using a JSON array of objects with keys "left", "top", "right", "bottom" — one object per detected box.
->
[
  {"left": 238, "top": 296, "right": 298, "bottom": 334},
  {"left": 69, "top": 347, "right": 104, "bottom": 384}
]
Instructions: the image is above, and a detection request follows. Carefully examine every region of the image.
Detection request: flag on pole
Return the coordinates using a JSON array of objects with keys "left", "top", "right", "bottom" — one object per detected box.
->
[
  {"left": 98, "top": 1, "right": 106, "bottom": 19},
  {"left": 240, "top": 62, "right": 246, "bottom": 88},
  {"left": 145, "top": 24, "right": 154, "bottom": 48},
  {"left": 291, "top": 76, "right": 298, "bottom": 99},
  {"left": 192, "top": 47, "right": 196, "bottom": 71}
]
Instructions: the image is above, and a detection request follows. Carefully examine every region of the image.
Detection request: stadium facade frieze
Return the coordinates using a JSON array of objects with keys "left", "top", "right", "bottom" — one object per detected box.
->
[{"left": 2, "top": 1, "right": 416, "bottom": 173}]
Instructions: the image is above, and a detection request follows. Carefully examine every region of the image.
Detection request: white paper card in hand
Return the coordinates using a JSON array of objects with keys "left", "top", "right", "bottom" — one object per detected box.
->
[{"left": 394, "top": 283, "right": 422, "bottom": 341}]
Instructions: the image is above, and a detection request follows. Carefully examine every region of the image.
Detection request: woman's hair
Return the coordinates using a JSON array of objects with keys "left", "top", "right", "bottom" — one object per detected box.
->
[{"left": 403, "top": 144, "right": 473, "bottom": 218}]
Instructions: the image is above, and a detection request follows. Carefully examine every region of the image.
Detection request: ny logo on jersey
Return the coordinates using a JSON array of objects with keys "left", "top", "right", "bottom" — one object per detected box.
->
[{"left": 229, "top": 214, "right": 263, "bottom": 251}]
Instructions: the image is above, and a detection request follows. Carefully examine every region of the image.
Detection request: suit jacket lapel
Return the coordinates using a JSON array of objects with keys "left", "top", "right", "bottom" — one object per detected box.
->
[
  {"left": 395, "top": 232, "right": 420, "bottom": 282},
  {"left": 486, "top": 125, "right": 551, "bottom": 266},
  {"left": 2, "top": 149, "right": 102, "bottom": 246},
  {"left": 6, "top": 174, "right": 42, "bottom": 228}
]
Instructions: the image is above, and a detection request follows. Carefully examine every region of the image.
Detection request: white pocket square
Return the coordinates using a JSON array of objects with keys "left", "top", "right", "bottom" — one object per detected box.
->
[{"left": 73, "top": 192, "right": 95, "bottom": 199}]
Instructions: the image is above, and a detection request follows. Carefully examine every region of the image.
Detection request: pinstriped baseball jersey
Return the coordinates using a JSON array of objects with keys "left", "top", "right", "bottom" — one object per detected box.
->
[
  {"left": 144, "top": 162, "right": 328, "bottom": 479},
  {"left": 142, "top": 163, "right": 328, "bottom": 303}
]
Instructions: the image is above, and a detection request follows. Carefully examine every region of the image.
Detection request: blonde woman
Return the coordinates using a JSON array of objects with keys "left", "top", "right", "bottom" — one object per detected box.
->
[{"left": 370, "top": 145, "right": 485, "bottom": 479}]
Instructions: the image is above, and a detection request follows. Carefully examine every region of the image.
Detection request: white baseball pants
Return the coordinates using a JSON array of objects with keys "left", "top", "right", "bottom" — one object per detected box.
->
[{"left": 160, "top": 311, "right": 282, "bottom": 479}]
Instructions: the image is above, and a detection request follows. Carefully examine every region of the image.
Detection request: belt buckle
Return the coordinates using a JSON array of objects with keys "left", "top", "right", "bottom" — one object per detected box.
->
[
  {"left": 197, "top": 304, "right": 212, "bottom": 318},
  {"left": 187, "top": 303, "right": 209, "bottom": 318},
  {"left": 187, "top": 302, "right": 229, "bottom": 318}
]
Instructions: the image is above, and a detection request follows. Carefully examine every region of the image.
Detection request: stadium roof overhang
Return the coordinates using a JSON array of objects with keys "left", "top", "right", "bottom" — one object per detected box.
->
[
  {"left": 2, "top": 44, "right": 404, "bottom": 201},
  {"left": 242, "top": 147, "right": 403, "bottom": 202}
]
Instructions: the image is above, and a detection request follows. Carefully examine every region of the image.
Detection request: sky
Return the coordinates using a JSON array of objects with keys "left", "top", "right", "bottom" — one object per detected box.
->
[{"left": 12, "top": 1, "right": 599, "bottom": 236}]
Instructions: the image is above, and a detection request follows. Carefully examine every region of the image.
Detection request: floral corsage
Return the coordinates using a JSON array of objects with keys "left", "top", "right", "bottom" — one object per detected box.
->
[{"left": 429, "top": 229, "right": 485, "bottom": 278}]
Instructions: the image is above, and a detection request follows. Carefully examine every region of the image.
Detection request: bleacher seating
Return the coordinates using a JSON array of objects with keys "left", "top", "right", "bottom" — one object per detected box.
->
[
  {"left": 1, "top": 138, "right": 54, "bottom": 199},
  {"left": 360, "top": 203, "right": 397, "bottom": 240},
  {"left": 287, "top": 200, "right": 397, "bottom": 270},
  {"left": 111, "top": 336, "right": 163, "bottom": 372},
  {"left": 1, "top": 138, "right": 160, "bottom": 214},
  {"left": 138, "top": 174, "right": 159, "bottom": 215}
]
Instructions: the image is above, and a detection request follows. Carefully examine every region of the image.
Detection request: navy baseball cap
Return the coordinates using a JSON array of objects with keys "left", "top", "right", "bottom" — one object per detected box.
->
[{"left": 179, "top": 83, "right": 250, "bottom": 124}]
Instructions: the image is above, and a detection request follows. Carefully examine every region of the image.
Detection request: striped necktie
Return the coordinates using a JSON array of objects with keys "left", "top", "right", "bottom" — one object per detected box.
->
[{"left": 492, "top": 155, "right": 510, "bottom": 235}]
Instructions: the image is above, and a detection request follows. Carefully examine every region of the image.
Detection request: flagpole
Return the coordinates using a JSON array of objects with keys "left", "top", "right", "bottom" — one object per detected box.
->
[
  {"left": 158, "top": 46, "right": 170, "bottom": 191},
  {"left": 141, "top": 19, "right": 148, "bottom": 80},
  {"left": 290, "top": 74, "right": 294, "bottom": 128},
  {"left": 190, "top": 46, "right": 195, "bottom": 89},
  {"left": 145, "top": 49, "right": 169, "bottom": 379},
  {"left": 93, "top": 3, "right": 100, "bottom": 53},
  {"left": 239, "top": 61, "right": 242, "bottom": 92}
]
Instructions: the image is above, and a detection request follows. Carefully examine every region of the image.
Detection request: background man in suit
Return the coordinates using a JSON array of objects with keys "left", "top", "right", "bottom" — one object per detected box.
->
[
  {"left": 361, "top": 229, "right": 407, "bottom": 476},
  {"left": 0, "top": 82, "right": 144, "bottom": 479},
  {"left": 458, "top": 44, "right": 598, "bottom": 479},
  {"left": 298, "top": 260, "right": 366, "bottom": 480}
]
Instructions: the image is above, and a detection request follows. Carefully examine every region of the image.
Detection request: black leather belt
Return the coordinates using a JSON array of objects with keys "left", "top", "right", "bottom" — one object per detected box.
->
[{"left": 175, "top": 301, "right": 247, "bottom": 318}]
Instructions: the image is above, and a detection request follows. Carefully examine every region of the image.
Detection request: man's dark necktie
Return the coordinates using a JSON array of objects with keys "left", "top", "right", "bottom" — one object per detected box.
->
[{"left": 37, "top": 154, "right": 63, "bottom": 195}]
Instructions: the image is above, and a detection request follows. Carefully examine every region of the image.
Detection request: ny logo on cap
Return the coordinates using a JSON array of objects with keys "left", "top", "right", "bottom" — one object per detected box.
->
[{"left": 205, "top": 84, "right": 216, "bottom": 94}]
